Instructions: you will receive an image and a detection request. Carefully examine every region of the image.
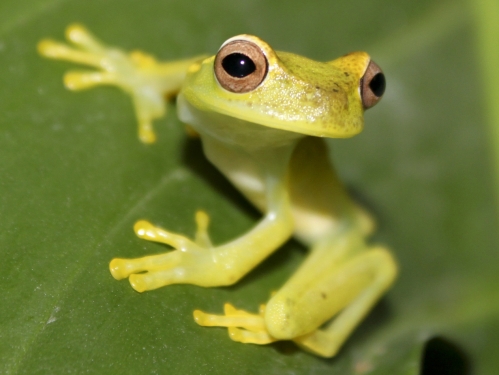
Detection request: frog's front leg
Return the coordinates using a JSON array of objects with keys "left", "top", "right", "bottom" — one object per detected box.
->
[
  {"left": 38, "top": 24, "right": 205, "bottom": 143},
  {"left": 110, "top": 196, "right": 294, "bottom": 292}
]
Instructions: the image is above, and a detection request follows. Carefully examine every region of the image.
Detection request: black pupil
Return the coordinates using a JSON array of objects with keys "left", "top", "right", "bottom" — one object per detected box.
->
[
  {"left": 369, "top": 73, "right": 386, "bottom": 97},
  {"left": 222, "top": 53, "right": 256, "bottom": 78}
]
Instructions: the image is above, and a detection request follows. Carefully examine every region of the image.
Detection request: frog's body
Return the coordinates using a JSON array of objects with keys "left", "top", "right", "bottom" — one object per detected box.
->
[{"left": 38, "top": 25, "right": 397, "bottom": 357}]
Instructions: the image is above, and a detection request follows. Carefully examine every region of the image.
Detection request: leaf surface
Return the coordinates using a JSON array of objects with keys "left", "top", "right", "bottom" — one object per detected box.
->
[{"left": 1, "top": 1, "right": 497, "bottom": 373}]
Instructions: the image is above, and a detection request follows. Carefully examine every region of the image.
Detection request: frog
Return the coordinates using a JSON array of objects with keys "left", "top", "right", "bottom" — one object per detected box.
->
[{"left": 38, "top": 24, "right": 397, "bottom": 358}]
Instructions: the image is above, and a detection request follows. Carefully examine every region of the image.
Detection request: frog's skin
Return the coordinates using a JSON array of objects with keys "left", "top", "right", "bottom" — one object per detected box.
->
[{"left": 38, "top": 25, "right": 397, "bottom": 358}]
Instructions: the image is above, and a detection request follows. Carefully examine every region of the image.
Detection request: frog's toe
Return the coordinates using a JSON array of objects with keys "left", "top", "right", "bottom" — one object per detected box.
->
[
  {"left": 129, "top": 50, "right": 158, "bottom": 68},
  {"left": 133, "top": 220, "right": 200, "bottom": 250},
  {"left": 37, "top": 39, "right": 78, "bottom": 60},
  {"left": 129, "top": 268, "right": 185, "bottom": 292},
  {"left": 109, "top": 258, "right": 134, "bottom": 280},
  {"left": 193, "top": 304, "right": 253, "bottom": 327},
  {"left": 138, "top": 122, "right": 156, "bottom": 144},
  {"left": 65, "top": 24, "right": 88, "bottom": 43},
  {"left": 37, "top": 39, "right": 59, "bottom": 57},
  {"left": 129, "top": 273, "right": 156, "bottom": 292},
  {"left": 228, "top": 327, "right": 276, "bottom": 345},
  {"left": 194, "top": 303, "right": 269, "bottom": 331},
  {"left": 64, "top": 71, "right": 117, "bottom": 91},
  {"left": 228, "top": 326, "right": 245, "bottom": 341},
  {"left": 193, "top": 309, "right": 219, "bottom": 326},
  {"left": 133, "top": 220, "right": 180, "bottom": 245},
  {"left": 134, "top": 220, "right": 161, "bottom": 240},
  {"left": 194, "top": 210, "right": 212, "bottom": 247},
  {"left": 131, "top": 93, "right": 165, "bottom": 144},
  {"left": 65, "top": 23, "right": 104, "bottom": 52}
]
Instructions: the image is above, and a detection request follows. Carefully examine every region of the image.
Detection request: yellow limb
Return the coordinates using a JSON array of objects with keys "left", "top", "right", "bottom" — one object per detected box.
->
[
  {"left": 109, "top": 188, "right": 294, "bottom": 292},
  {"left": 191, "top": 232, "right": 397, "bottom": 357},
  {"left": 292, "top": 246, "right": 397, "bottom": 357},
  {"left": 38, "top": 24, "right": 206, "bottom": 143}
]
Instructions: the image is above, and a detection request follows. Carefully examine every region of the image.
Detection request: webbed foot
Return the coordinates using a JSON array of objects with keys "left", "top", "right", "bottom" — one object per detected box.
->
[
  {"left": 109, "top": 211, "right": 238, "bottom": 292},
  {"left": 38, "top": 24, "right": 205, "bottom": 143}
]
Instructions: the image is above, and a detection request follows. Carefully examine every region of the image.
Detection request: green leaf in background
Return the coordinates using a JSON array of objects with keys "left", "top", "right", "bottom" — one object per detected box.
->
[{"left": 1, "top": 0, "right": 498, "bottom": 374}]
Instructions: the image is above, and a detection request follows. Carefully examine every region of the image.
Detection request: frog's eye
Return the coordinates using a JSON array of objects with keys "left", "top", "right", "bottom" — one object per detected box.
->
[
  {"left": 214, "top": 40, "right": 268, "bottom": 93},
  {"left": 361, "top": 60, "right": 386, "bottom": 109}
]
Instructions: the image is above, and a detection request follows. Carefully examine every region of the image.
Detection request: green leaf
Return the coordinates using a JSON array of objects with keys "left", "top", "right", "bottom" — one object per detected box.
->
[{"left": 1, "top": 0, "right": 498, "bottom": 373}]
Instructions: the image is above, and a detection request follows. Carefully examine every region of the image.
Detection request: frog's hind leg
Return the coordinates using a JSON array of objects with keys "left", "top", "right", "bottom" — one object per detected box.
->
[
  {"left": 265, "top": 233, "right": 398, "bottom": 357},
  {"left": 194, "top": 232, "right": 397, "bottom": 357},
  {"left": 38, "top": 24, "right": 206, "bottom": 143},
  {"left": 293, "top": 247, "right": 397, "bottom": 357}
]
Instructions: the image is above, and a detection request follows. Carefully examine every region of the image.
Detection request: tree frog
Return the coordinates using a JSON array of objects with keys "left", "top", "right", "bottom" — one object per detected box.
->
[{"left": 38, "top": 25, "right": 397, "bottom": 357}]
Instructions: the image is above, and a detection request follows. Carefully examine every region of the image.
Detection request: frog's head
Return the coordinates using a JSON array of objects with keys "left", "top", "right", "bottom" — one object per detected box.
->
[{"left": 183, "top": 35, "right": 385, "bottom": 138}]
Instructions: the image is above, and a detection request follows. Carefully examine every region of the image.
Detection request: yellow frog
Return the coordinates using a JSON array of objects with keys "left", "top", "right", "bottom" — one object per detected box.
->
[{"left": 38, "top": 24, "right": 397, "bottom": 357}]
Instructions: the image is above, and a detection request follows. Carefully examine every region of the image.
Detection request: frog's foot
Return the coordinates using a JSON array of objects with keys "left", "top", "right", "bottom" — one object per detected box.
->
[
  {"left": 38, "top": 24, "right": 204, "bottom": 143},
  {"left": 109, "top": 210, "right": 226, "bottom": 292},
  {"left": 194, "top": 303, "right": 278, "bottom": 345}
]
